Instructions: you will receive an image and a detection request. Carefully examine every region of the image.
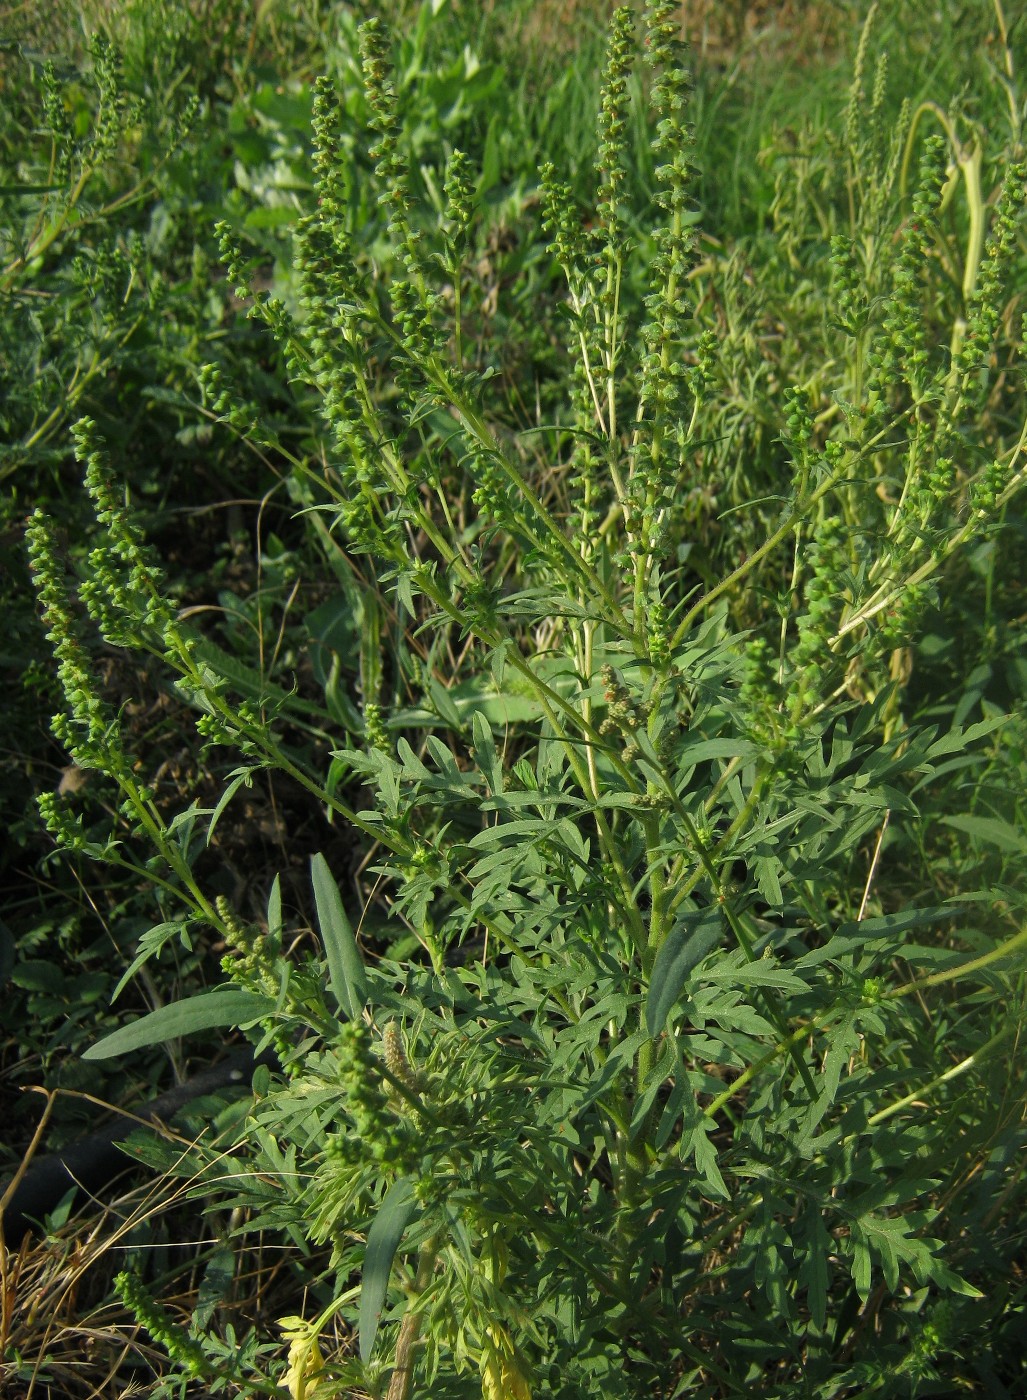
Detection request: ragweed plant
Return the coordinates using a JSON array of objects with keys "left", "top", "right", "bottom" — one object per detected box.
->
[{"left": 29, "top": 3, "right": 1027, "bottom": 1396}]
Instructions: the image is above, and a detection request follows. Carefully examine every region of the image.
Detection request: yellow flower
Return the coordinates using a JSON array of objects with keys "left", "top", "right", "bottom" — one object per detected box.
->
[
  {"left": 481, "top": 1324, "right": 533, "bottom": 1400},
  {"left": 279, "top": 1315, "right": 327, "bottom": 1400}
]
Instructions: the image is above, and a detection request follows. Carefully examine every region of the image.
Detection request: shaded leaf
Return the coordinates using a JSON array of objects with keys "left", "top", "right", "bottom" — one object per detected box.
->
[
  {"left": 311, "top": 853, "right": 367, "bottom": 1021},
  {"left": 941, "top": 813, "right": 1025, "bottom": 853},
  {"left": 83, "top": 988, "right": 273, "bottom": 1060},
  {"left": 359, "top": 1176, "right": 419, "bottom": 1364},
  {"left": 646, "top": 907, "right": 723, "bottom": 1036}
]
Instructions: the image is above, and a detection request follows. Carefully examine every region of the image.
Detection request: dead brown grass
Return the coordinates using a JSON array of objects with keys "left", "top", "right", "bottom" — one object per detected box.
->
[{"left": 475, "top": 0, "right": 850, "bottom": 72}]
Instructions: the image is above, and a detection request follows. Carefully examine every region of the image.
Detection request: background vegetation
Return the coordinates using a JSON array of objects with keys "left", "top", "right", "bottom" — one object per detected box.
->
[{"left": 2, "top": 1, "right": 1026, "bottom": 1396}]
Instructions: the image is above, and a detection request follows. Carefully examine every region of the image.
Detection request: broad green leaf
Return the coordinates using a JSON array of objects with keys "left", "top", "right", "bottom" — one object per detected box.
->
[
  {"left": 428, "top": 676, "right": 463, "bottom": 726},
  {"left": 11, "top": 959, "right": 64, "bottom": 994},
  {"left": 646, "top": 907, "right": 723, "bottom": 1036},
  {"left": 677, "top": 737, "right": 759, "bottom": 768},
  {"left": 850, "top": 1227, "right": 873, "bottom": 1304},
  {"left": 82, "top": 988, "right": 274, "bottom": 1060},
  {"left": 310, "top": 852, "right": 367, "bottom": 1020},
  {"left": 359, "top": 1177, "right": 419, "bottom": 1363},
  {"left": 630, "top": 1036, "right": 678, "bottom": 1133},
  {"left": 797, "top": 907, "right": 953, "bottom": 969}
]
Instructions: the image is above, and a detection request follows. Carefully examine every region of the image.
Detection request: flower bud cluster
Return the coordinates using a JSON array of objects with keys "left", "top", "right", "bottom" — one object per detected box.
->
[
  {"left": 114, "top": 1271, "right": 207, "bottom": 1378},
  {"left": 539, "top": 163, "right": 607, "bottom": 549},
  {"left": 26, "top": 510, "right": 115, "bottom": 773},
  {"left": 795, "top": 515, "right": 849, "bottom": 670},
  {"left": 877, "top": 581, "right": 933, "bottom": 650},
  {"left": 89, "top": 33, "right": 130, "bottom": 168},
  {"left": 360, "top": 20, "right": 441, "bottom": 362},
  {"left": 688, "top": 328, "right": 720, "bottom": 403},
  {"left": 310, "top": 75, "right": 349, "bottom": 229},
  {"left": 36, "top": 788, "right": 91, "bottom": 852},
  {"left": 829, "top": 235, "right": 869, "bottom": 337},
  {"left": 957, "top": 158, "right": 1027, "bottom": 398},
  {"left": 599, "top": 663, "right": 644, "bottom": 737},
  {"left": 599, "top": 663, "right": 664, "bottom": 765},
  {"left": 596, "top": 7, "right": 636, "bottom": 267},
  {"left": 217, "top": 895, "right": 279, "bottom": 997},
  {"left": 41, "top": 61, "right": 76, "bottom": 182},
  {"left": 363, "top": 701, "right": 391, "bottom": 754},
  {"left": 73, "top": 418, "right": 178, "bottom": 649},
  {"left": 867, "top": 135, "right": 948, "bottom": 402},
  {"left": 198, "top": 361, "right": 259, "bottom": 435},
  {"left": 632, "top": 0, "right": 700, "bottom": 549},
  {"left": 646, "top": 595, "right": 671, "bottom": 667},
  {"left": 383, "top": 1021, "right": 423, "bottom": 1095},
  {"left": 784, "top": 386, "right": 815, "bottom": 457},
  {"left": 442, "top": 148, "right": 475, "bottom": 267},
  {"left": 968, "top": 456, "right": 1013, "bottom": 517},
  {"left": 739, "top": 635, "right": 781, "bottom": 743},
  {"left": 322, "top": 1021, "right": 420, "bottom": 1176}
]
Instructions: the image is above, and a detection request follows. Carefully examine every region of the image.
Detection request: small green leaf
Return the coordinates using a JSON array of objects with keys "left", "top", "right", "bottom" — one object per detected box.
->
[
  {"left": 82, "top": 988, "right": 274, "bottom": 1060},
  {"left": 359, "top": 1177, "right": 419, "bottom": 1364},
  {"left": 685, "top": 1123, "right": 729, "bottom": 1199},
  {"left": 801, "top": 1203, "right": 832, "bottom": 1330},
  {"left": 206, "top": 767, "right": 254, "bottom": 845},
  {"left": 471, "top": 710, "right": 503, "bottom": 796},
  {"left": 112, "top": 920, "right": 192, "bottom": 1002},
  {"left": 267, "top": 873, "right": 284, "bottom": 952},
  {"left": 646, "top": 907, "right": 723, "bottom": 1036},
  {"left": 11, "top": 959, "right": 65, "bottom": 995},
  {"left": 193, "top": 1246, "right": 236, "bottom": 1331},
  {"left": 310, "top": 852, "right": 367, "bottom": 1020},
  {"left": 851, "top": 1228, "right": 873, "bottom": 1304},
  {"left": 267, "top": 874, "right": 282, "bottom": 952},
  {"left": 428, "top": 676, "right": 462, "bottom": 727}
]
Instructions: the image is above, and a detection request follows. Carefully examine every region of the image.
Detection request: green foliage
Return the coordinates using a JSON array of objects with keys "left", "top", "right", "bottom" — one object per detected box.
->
[{"left": 11, "top": 2, "right": 1027, "bottom": 1398}]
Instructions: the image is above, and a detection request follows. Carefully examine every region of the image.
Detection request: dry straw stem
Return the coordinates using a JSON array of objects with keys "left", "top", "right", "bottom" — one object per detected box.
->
[{"left": 0, "top": 1107, "right": 292, "bottom": 1400}]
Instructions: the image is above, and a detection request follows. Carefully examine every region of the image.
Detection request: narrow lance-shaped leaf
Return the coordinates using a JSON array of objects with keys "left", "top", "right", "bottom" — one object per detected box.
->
[
  {"left": 646, "top": 906, "right": 723, "bottom": 1036},
  {"left": 267, "top": 872, "right": 282, "bottom": 954},
  {"left": 82, "top": 988, "right": 274, "bottom": 1060},
  {"left": 310, "top": 852, "right": 367, "bottom": 1020},
  {"left": 359, "top": 1176, "right": 419, "bottom": 1364}
]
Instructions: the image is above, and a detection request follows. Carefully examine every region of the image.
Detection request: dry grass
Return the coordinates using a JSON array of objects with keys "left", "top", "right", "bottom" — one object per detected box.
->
[
  {"left": 475, "top": 0, "right": 850, "bottom": 72},
  {"left": 2, "top": 1193, "right": 171, "bottom": 1400}
]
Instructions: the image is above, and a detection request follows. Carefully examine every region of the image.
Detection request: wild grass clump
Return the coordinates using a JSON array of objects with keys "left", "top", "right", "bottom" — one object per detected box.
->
[{"left": 10, "top": 1, "right": 1027, "bottom": 1396}]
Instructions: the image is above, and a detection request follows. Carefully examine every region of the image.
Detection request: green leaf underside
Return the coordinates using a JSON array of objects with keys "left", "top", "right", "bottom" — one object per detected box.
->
[
  {"left": 310, "top": 851, "right": 368, "bottom": 1020},
  {"left": 646, "top": 907, "right": 724, "bottom": 1036},
  {"left": 82, "top": 988, "right": 274, "bottom": 1059},
  {"left": 359, "top": 1176, "right": 419, "bottom": 1364}
]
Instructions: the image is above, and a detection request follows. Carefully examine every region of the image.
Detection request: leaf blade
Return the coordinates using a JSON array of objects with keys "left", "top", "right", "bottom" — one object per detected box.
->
[
  {"left": 310, "top": 852, "right": 367, "bottom": 1020},
  {"left": 82, "top": 988, "right": 274, "bottom": 1060},
  {"left": 646, "top": 907, "right": 723, "bottom": 1036},
  {"left": 359, "top": 1176, "right": 419, "bottom": 1364}
]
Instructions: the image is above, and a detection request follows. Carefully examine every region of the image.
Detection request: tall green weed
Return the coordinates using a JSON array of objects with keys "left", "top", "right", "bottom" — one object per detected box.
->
[{"left": 18, "top": 1, "right": 1027, "bottom": 1395}]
